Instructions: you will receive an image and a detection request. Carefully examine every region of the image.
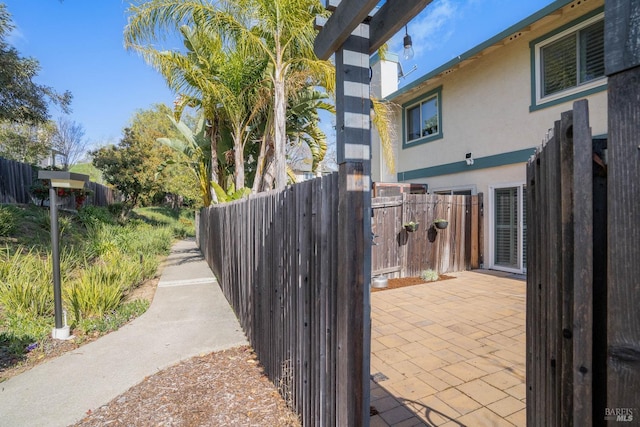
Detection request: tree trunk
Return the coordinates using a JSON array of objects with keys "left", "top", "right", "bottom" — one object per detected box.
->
[
  {"left": 261, "top": 155, "right": 276, "bottom": 192},
  {"left": 233, "top": 132, "right": 245, "bottom": 190},
  {"left": 274, "top": 65, "right": 287, "bottom": 190},
  {"left": 208, "top": 125, "right": 219, "bottom": 204},
  {"left": 252, "top": 134, "right": 268, "bottom": 193}
]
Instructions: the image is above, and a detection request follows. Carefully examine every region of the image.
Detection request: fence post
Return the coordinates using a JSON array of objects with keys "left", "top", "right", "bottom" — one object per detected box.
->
[
  {"left": 400, "top": 192, "right": 407, "bottom": 277},
  {"left": 605, "top": 0, "right": 640, "bottom": 416},
  {"left": 335, "top": 22, "right": 371, "bottom": 427},
  {"left": 571, "top": 100, "right": 594, "bottom": 424}
]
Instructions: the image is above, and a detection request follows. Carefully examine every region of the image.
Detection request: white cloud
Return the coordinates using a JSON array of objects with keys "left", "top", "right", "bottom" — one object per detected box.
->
[{"left": 7, "top": 22, "right": 27, "bottom": 47}]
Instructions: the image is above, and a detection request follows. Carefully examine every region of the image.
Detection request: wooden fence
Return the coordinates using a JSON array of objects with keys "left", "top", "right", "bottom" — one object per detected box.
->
[
  {"left": 0, "top": 156, "right": 115, "bottom": 207},
  {"left": 85, "top": 181, "right": 116, "bottom": 207},
  {"left": 371, "top": 193, "right": 483, "bottom": 277},
  {"left": 527, "top": 6, "right": 640, "bottom": 424},
  {"left": 526, "top": 100, "right": 608, "bottom": 425},
  {"left": 198, "top": 173, "right": 340, "bottom": 426},
  {"left": 0, "top": 157, "right": 35, "bottom": 204}
]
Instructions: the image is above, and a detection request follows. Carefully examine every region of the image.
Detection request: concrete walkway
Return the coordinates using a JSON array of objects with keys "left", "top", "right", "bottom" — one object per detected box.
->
[
  {"left": 370, "top": 270, "right": 527, "bottom": 426},
  {"left": 0, "top": 239, "right": 248, "bottom": 427}
]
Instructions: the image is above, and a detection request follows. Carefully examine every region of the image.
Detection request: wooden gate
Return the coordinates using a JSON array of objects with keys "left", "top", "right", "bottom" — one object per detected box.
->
[
  {"left": 526, "top": 2, "right": 640, "bottom": 422},
  {"left": 371, "top": 193, "right": 483, "bottom": 277}
]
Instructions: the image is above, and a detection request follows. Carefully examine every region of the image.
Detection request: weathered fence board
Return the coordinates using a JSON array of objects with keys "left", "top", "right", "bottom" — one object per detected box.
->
[
  {"left": 0, "top": 157, "right": 35, "bottom": 204},
  {"left": 526, "top": 100, "right": 609, "bottom": 426},
  {"left": 198, "top": 173, "right": 340, "bottom": 426},
  {"left": 86, "top": 181, "right": 116, "bottom": 207},
  {"left": 528, "top": 4, "right": 640, "bottom": 422},
  {"left": 0, "top": 156, "right": 115, "bottom": 207},
  {"left": 371, "top": 193, "right": 482, "bottom": 277}
]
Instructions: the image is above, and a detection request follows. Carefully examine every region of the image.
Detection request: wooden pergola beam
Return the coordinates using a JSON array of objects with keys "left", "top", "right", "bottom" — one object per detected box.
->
[
  {"left": 314, "top": 0, "right": 379, "bottom": 60},
  {"left": 315, "top": 0, "right": 434, "bottom": 59},
  {"left": 368, "top": 0, "right": 434, "bottom": 53}
]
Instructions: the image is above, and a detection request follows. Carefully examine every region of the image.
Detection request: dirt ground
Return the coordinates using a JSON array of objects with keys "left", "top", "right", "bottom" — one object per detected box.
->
[{"left": 73, "top": 346, "right": 300, "bottom": 427}]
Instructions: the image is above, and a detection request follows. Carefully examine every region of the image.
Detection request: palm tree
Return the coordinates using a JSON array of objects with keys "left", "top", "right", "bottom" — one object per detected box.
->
[
  {"left": 158, "top": 115, "right": 214, "bottom": 207},
  {"left": 286, "top": 87, "right": 333, "bottom": 173},
  {"left": 125, "top": 0, "right": 334, "bottom": 191},
  {"left": 240, "top": 0, "right": 333, "bottom": 189}
]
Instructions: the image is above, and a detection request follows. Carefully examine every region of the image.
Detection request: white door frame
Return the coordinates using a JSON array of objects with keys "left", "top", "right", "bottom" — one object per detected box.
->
[{"left": 488, "top": 181, "right": 526, "bottom": 274}]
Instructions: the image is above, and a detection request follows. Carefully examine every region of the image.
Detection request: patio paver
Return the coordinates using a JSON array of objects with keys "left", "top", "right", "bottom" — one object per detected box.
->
[{"left": 370, "top": 270, "right": 526, "bottom": 426}]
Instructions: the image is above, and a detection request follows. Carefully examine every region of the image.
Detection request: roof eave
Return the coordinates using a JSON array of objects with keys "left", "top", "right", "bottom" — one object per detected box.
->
[{"left": 386, "top": 0, "right": 575, "bottom": 103}]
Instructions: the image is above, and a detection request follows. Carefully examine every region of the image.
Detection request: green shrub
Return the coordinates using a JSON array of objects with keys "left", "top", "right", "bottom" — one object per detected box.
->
[
  {"left": 0, "top": 205, "right": 20, "bottom": 236},
  {"left": 32, "top": 209, "right": 72, "bottom": 236},
  {"left": 85, "top": 223, "right": 120, "bottom": 257},
  {"left": 107, "top": 202, "right": 126, "bottom": 219},
  {"left": 0, "top": 246, "right": 13, "bottom": 281},
  {"left": 77, "top": 205, "right": 115, "bottom": 227},
  {"left": 140, "top": 254, "right": 160, "bottom": 280},
  {"left": 420, "top": 269, "right": 440, "bottom": 282},
  {"left": 0, "top": 204, "right": 181, "bottom": 358},
  {"left": 76, "top": 299, "right": 149, "bottom": 336},
  {"left": 33, "top": 208, "right": 50, "bottom": 231},
  {"left": 0, "top": 314, "right": 52, "bottom": 356},
  {"left": 99, "top": 252, "right": 144, "bottom": 290},
  {"left": 65, "top": 266, "right": 124, "bottom": 323},
  {"left": 126, "top": 226, "right": 173, "bottom": 255},
  {"left": 0, "top": 249, "right": 54, "bottom": 318}
]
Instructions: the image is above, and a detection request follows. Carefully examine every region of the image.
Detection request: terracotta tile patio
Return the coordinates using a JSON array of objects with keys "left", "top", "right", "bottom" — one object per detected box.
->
[{"left": 370, "top": 270, "right": 526, "bottom": 426}]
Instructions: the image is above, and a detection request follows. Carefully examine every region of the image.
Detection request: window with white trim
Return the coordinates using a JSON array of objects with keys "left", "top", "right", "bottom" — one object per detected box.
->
[{"left": 532, "top": 12, "right": 606, "bottom": 107}]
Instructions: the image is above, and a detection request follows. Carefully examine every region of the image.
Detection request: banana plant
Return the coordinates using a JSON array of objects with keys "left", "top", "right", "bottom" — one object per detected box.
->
[{"left": 158, "top": 115, "right": 215, "bottom": 206}]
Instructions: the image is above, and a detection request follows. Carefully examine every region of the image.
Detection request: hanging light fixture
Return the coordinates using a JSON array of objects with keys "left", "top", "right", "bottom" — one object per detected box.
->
[{"left": 403, "top": 25, "right": 414, "bottom": 60}]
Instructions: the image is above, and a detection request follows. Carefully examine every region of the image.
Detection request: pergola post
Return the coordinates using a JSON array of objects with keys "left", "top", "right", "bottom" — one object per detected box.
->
[{"left": 335, "top": 22, "right": 372, "bottom": 427}]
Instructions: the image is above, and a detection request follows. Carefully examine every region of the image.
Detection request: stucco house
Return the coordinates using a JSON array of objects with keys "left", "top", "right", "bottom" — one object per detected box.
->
[{"left": 371, "top": 0, "right": 606, "bottom": 274}]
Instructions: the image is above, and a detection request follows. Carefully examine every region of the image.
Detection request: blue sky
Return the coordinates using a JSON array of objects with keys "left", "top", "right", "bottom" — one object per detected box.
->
[{"left": 4, "top": 0, "right": 554, "bottom": 150}]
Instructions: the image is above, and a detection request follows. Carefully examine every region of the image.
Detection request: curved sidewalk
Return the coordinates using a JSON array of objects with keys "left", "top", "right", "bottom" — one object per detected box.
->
[{"left": 0, "top": 239, "right": 248, "bottom": 427}]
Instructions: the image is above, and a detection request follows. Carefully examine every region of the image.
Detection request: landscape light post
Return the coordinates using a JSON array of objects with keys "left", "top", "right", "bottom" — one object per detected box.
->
[{"left": 37, "top": 170, "right": 89, "bottom": 340}]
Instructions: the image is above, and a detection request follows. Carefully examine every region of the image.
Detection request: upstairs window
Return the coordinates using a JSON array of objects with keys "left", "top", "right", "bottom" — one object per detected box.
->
[
  {"left": 541, "top": 19, "right": 604, "bottom": 96},
  {"left": 403, "top": 86, "right": 442, "bottom": 147},
  {"left": 531, "top": 10, "right": 606, "bottom": 110}
]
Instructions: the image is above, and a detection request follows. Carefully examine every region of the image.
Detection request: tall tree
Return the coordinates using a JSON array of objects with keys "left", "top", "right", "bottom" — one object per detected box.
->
[
  {"left": 124, "top": 0, "right": 333, "bottom": 191},
  {"left": 52, "top": 117, "right": 88, "bottom": 169},
  {"left": 91, "top": 104, "right": 196, "bottom": 207},
  {"left": 0, "top": 120, "right": 56, "bottom": 164},
  {"left": 0, "top": 4, "right": 71, "bottom": 124}
]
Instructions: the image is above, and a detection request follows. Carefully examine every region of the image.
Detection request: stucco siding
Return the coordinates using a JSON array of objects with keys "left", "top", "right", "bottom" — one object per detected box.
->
[
  {"left": 395, "top": 2, "right": 606, "bottom": 176},
  {"left": 377, "top": 0, "right": 606, "bottom": 273}
]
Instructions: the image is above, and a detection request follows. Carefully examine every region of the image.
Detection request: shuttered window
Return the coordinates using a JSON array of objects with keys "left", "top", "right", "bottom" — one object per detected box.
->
[
  {"left": 540, "top": 18, "right": 604, "bottom": 97},
  {"left": 579, "top": 20, "right": 605, "bottom": 83},
  {"left": 493, "top": 185, "right": 527, "bottom": 272},
  {"left": 495, "top": 188, "right": 519, "bottom": 268}
]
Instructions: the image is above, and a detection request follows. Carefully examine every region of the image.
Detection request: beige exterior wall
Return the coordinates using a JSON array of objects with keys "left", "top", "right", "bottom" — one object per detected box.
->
[
  {"left": 375, "top": 0, "right": 606, "bottom": 272},
  {"left": 371, "top": 55, "right": 400, "bottom": 183}
]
